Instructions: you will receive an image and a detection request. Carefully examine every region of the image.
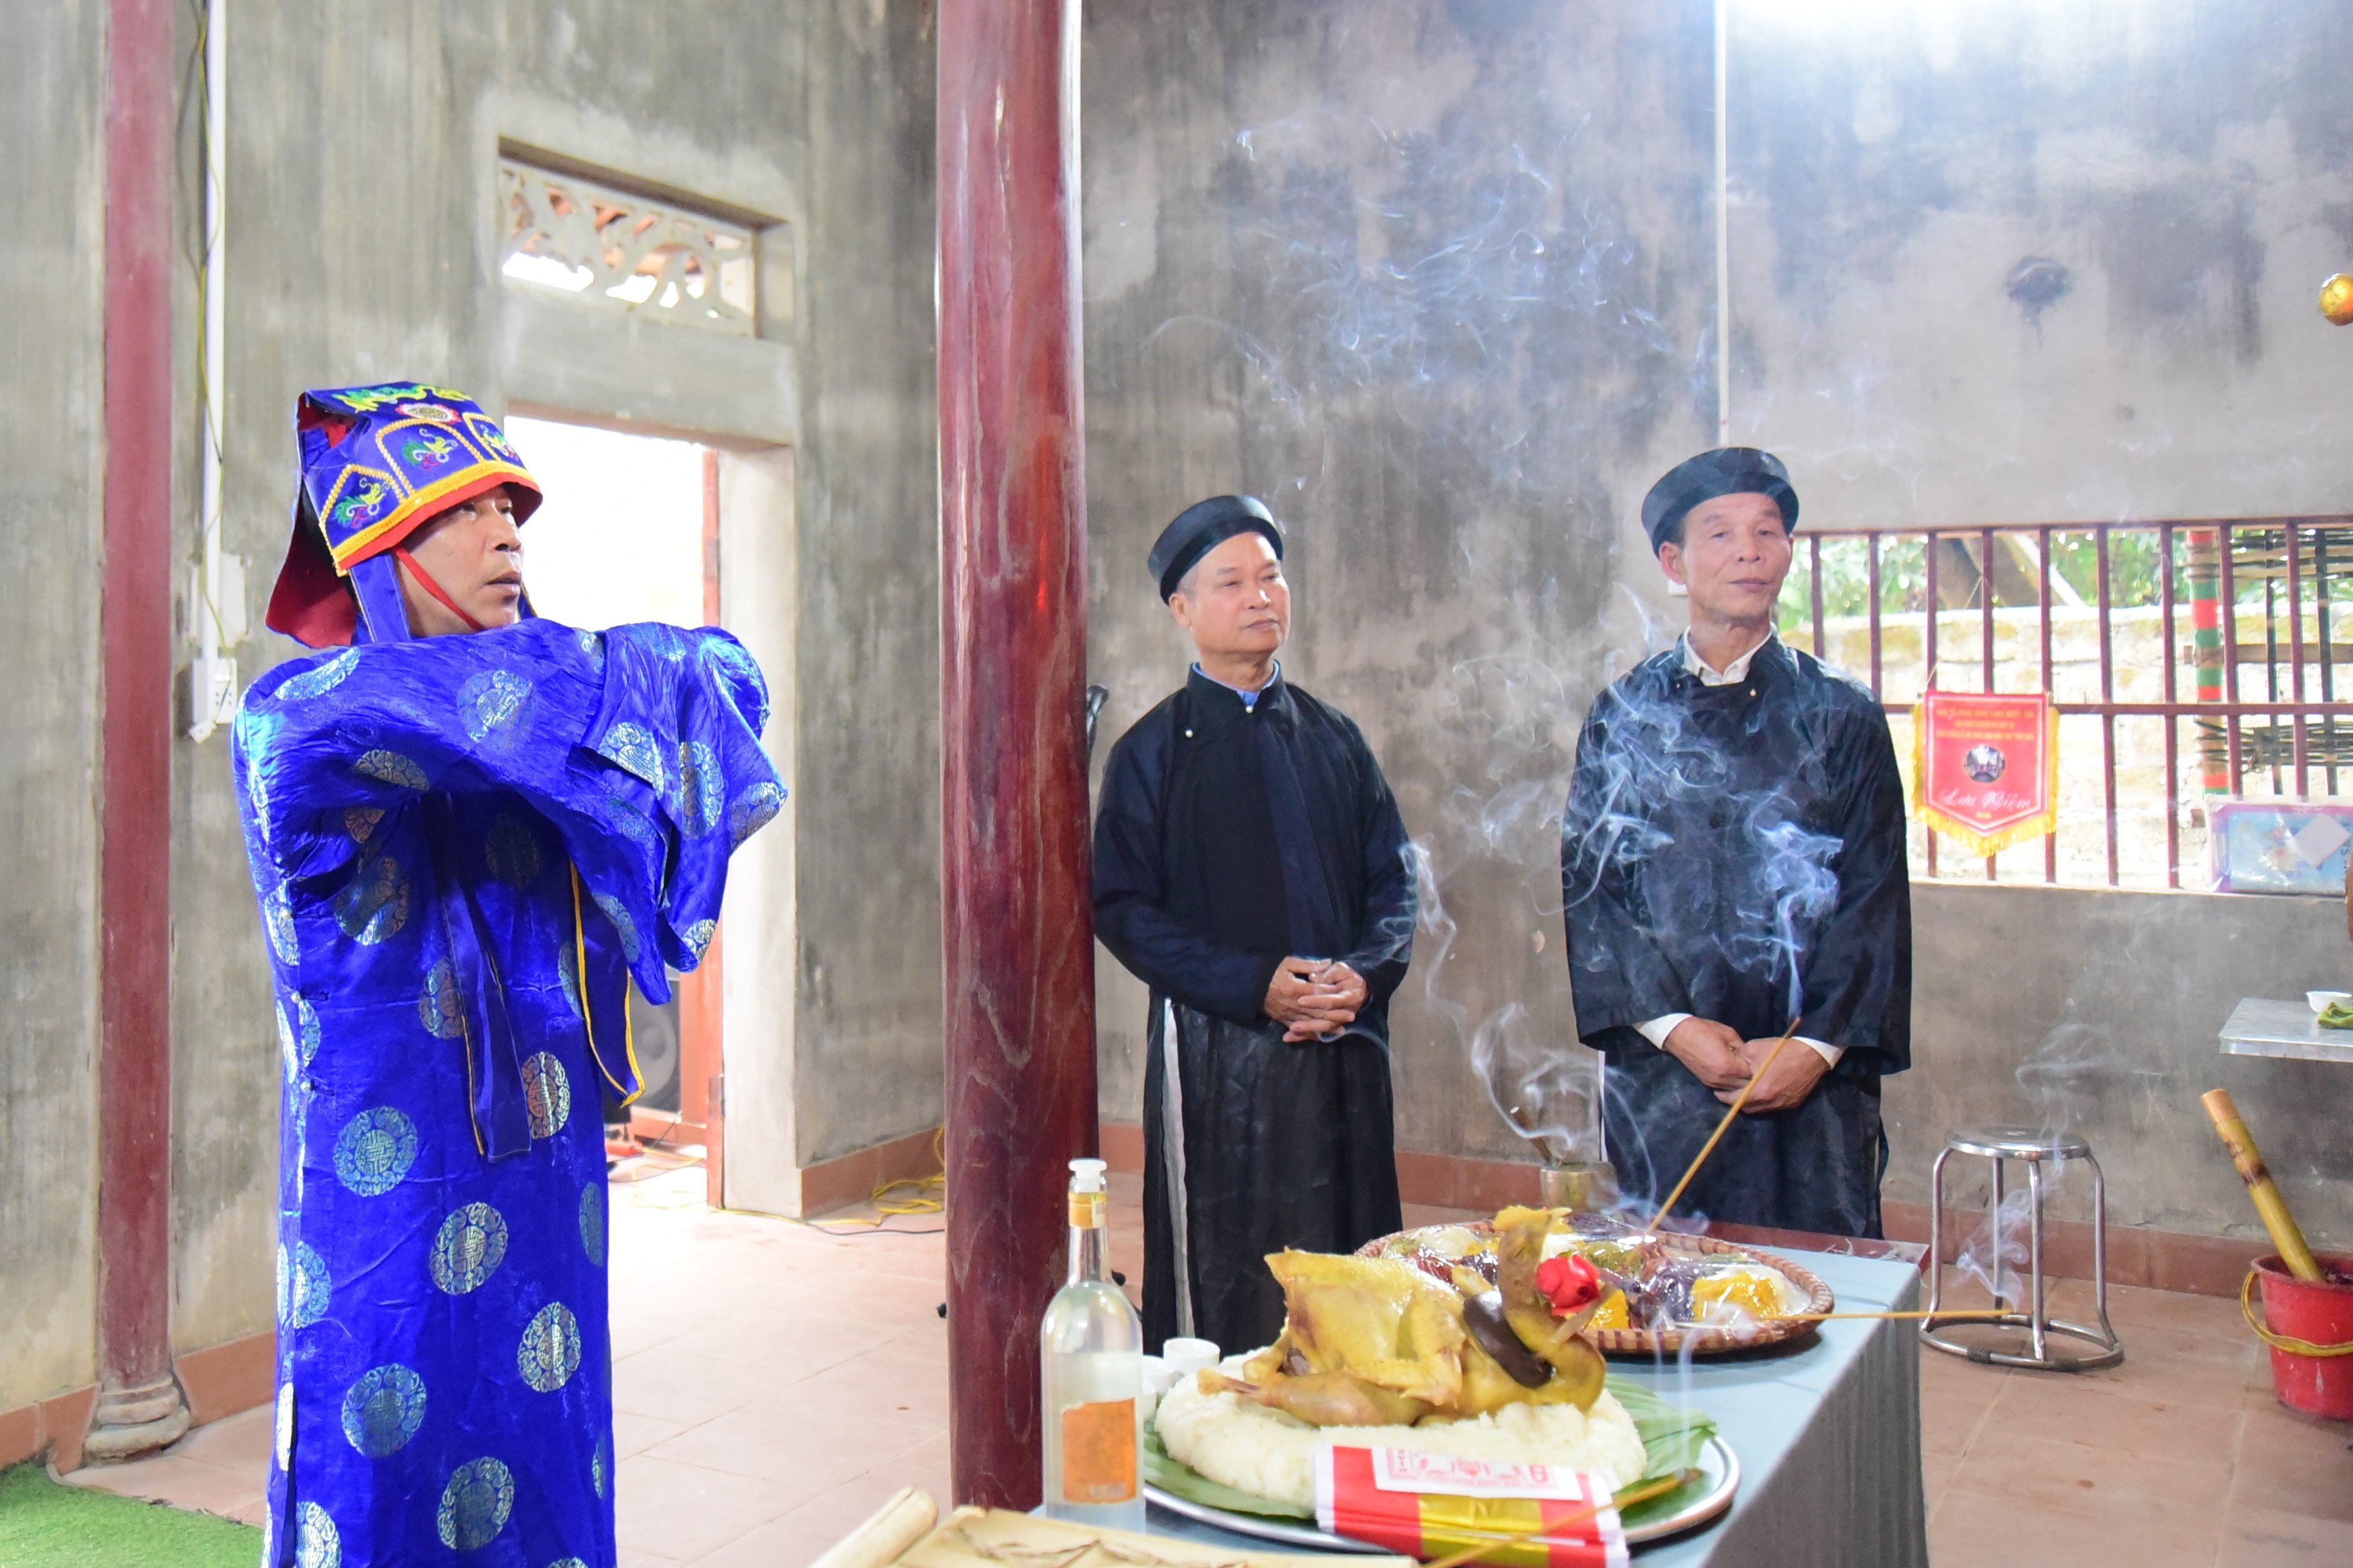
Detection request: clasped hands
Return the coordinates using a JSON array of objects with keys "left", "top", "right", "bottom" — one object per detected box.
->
[
  {"left": 1662, "top": 1016, "right": 1828, "bottom": 1113},
  {"left": 1264, "top": 957, "right": 1367, "bottom": 1043}
]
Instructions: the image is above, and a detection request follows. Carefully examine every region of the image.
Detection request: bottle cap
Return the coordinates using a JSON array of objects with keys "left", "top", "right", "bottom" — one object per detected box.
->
[
  {"left": 1068, "top": 1158, "right": 1108, "bottom": 1192},
  {"left": 1160, "top": 1336, "right": 1221, "bottom": 1377}
]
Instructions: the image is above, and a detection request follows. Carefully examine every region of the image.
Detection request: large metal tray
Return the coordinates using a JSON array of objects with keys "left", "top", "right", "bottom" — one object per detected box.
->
[
  {"left": 1360, "top": 1222, "right": 1834, "bottom": 1357},
  {"left": 1144, "top": 1433, "right": 1739, "bottom": 1553}
]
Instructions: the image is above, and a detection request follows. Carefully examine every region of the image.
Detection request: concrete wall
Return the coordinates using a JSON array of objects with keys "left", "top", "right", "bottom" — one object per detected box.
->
[
  {"left": 1895, "top": 882, "right": 2353, "bottom": 1248},
  {"left": 782, "top": 1, "right": 942, "bottom": 1173},
  {"left": 1081, "top": 0, "right": 1722, "bottom": 1163},
  {"left": 1080, "top": 0, "right": 2353, "bottom": 1244},
  {"left": 0, "top": 0, "right": 105, "bottom": 1417}
]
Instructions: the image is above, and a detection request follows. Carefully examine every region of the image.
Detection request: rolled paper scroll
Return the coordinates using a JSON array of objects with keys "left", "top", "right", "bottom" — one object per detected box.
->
[
  {"left": 2202, "top": 1089, "right": 2323, "bottom": 1283},
  {"left": 807, "top": 1486, "right": 938, "bottom": 1568}
]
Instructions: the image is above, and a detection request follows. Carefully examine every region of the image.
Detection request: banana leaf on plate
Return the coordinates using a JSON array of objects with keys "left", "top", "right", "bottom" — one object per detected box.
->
[{"left": 1143, "top": 1375, "right": 1718, "bottom": 1526}]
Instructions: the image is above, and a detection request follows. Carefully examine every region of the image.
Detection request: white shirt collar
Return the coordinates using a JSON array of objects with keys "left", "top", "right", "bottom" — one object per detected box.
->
[
  {"left": 1193, "top": 659, "right": 1279, "bottom": 711},
  {"left": 1679, "top": 631, "right": 1775, "bottom": 686}
]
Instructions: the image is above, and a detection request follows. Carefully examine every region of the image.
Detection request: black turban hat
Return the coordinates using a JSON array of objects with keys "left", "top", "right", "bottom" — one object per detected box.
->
[
  {"left": 1641, "top": 448, "right": 1799, "bottom": 554},
  {"left": 1148, "top": 495, "right": 1283, "bottom": 600}
]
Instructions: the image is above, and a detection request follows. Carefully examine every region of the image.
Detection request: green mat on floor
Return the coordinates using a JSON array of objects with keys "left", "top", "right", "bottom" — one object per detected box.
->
[{"left": 0, "top": 1462, "right": 261, "bottom": 1568}]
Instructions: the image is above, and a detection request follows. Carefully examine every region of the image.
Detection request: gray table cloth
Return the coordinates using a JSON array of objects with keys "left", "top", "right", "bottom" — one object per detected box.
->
[{"left": 1147, "top": 1246, "right": 1930, "bottom": 1567}]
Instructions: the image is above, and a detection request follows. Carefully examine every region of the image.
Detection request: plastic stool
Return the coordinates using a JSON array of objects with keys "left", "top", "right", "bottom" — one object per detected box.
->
[{"left": 1921, "top": 1126, "right": 2123, "bottom": 1371}]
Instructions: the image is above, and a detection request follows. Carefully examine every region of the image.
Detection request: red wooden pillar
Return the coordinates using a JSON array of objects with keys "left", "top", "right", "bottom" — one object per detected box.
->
[
  {"left": 937, "top": 0, "right": 1098, "bottom": 1511},
  {"left": 88, "top": 0, "right": 188, "bottom": 1461}
]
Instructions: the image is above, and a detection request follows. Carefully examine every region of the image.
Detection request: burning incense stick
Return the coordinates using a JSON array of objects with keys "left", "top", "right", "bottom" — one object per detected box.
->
[
  {"left": 1419, "top": 1471, "right": 1692, "bottom": 1568},
  {"left": 1648, "top": 1017, "right": 1801, "bottom": 1232}
]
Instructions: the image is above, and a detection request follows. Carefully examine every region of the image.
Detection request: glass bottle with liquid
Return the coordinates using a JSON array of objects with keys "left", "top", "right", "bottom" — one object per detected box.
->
[{"left": 1040, "top": 1157, "right": 1145, "bottom": 1531}]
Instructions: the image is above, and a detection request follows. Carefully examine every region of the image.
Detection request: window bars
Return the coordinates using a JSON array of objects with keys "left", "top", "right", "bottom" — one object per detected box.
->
[{"left": 1781, "top": 517, "right": 2353, "bottom": 889}]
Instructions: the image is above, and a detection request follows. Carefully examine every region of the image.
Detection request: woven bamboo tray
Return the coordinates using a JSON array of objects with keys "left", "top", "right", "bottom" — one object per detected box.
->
[{"left": 1357, "top": 1221, "right": 1835, "bottom": 1357}]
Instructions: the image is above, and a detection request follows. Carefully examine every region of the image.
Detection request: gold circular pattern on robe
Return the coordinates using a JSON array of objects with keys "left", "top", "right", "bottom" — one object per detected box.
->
[
  {"left": 296, "top": 1500, "right": 340, "bottom": 1568},
  {"left": 603, "top": 791, "right": 661, "bottom": 849},
  {"left": 279, "top": 1239, "right": 332, "bottom": 1328},
  {"left": 523, "top": 1052, "right": 571, "bottom": 1140},
  {"left": 484, "top": 811, "right": 542, "bottom": 888},
  {"left": 265, "top": 882, "right": 300, "bottom": 963},
  {"left": 278, "top": 649, "right": 359, "bottom": 703},
  {"left": 343, "top": 805, "right": 383, "bottom": 844},
  {"left": 593, "top": 891, "right": 642, "bottom": 964},
  {"left": 593, "top": 1432, "right": 610, "bottom": 1499},
  {"left": 274, "top": 1383, "right": 294, "bottom": 1468},
  {"left": 278, "top": 994, "right": 321, "bottom": 1081},
  {"left": 579, "top": 1182, "right": 605, "bottom": 1267},
  {"left": 353, "top": 750, "right": 430, "bottom": 790},
  {"left": 729, "top": 781, "right": 785, "bottom": 849},
  {"left": 332, "top": 853, "right": 410, "bottom": 945},
  {"left": 430, "top": 1202, "right": 509, "bottom": 1294},
  {"left": 517, "top": 1302, "right": 582, "bottom": 1393},
  {"left": 435, "top": 1457, "right": 515, "bottom": 1551},
  {"left": 461, "top": 670, "right": 535, "bottom": 752},
  {"left": 602, "top": 722, "right": 668, "bottom": 792},
  {"left": 418, "top": 959, "right": 464, "bottom": 1039},
  {"left": 676, "top": 741, "right": 723, "bottom": 836},
  {"left": 333, "top": 1106, "right": 419, "bottom": 1196},
  {"left": 339, "top": 1364, "right": 428, "bottom": 1458},
  {"left": 556, "top": 944, "right": 584, "bottom": 1019}
]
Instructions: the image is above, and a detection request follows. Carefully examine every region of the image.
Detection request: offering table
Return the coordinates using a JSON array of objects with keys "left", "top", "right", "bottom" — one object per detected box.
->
[{"left": 1145, "top": 1243, "right": 1930, "bottom": 1566}]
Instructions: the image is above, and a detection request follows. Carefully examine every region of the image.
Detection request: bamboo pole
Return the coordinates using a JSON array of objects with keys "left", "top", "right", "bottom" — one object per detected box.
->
[{"left": 2201, "top": 1088, "right": 2323, "bottom": 1282}]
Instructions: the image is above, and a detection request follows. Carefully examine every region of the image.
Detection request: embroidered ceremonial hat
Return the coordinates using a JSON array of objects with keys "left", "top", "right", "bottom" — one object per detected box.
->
[
  {"left": 1641, "top": 447, "right": 1799, "bottom": 553},
  {"left": 265, "top": 382, "right": 543, "bottom": 647},
  {"left": 1148, "top": 494, "right": 1282, "bottom": 601}
]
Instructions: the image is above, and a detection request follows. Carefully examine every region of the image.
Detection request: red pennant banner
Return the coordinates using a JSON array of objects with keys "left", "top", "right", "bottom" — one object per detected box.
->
[{"left": 1911, "top": 688, "right": 2059, "bottom": 858}]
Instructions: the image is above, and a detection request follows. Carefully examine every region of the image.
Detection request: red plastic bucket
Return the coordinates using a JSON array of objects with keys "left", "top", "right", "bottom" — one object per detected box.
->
[{"left": 2247, "top": 1252, "right": 2353, "bottom": 1421}]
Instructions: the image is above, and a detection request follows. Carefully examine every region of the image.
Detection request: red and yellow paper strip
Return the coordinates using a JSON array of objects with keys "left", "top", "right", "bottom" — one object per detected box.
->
[
  {"left": 1910, "top": 688, "right": 2060, "bottom": 858},
  {"left": 1315, "top": 1446, "right": 1629, "bottom": 1567}
]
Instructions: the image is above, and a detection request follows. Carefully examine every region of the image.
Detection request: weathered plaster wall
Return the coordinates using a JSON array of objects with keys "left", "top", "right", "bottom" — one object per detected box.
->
[
  {"left": 785, "top": 1, "right": 943, "bottom": 1170},
  {"left": 1080, "top": 0, "right": 2353, "bottom": 1243},
  {"left": 1081, "top": 0, "right": 1720, "bottom": 1164},
  {"left": 1894, "top": 883, "right": 2353, "bottom": 1248},
  {"left": 0, "top": 0, "right": 105, "bottom": 1415},
  {"left": 1727, "top": 0, "right": 2353, "bottom": 525}
]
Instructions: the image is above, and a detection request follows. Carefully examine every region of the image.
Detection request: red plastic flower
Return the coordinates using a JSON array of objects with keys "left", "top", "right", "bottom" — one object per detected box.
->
[{"left": 1534, "top": 1252, "right": 1603, "bottom": 1316}]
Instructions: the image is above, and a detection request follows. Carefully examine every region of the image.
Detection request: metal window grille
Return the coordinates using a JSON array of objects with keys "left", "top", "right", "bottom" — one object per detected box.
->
[{"left": 1778, "top": 516, "right": 2353, "bottom": 890}]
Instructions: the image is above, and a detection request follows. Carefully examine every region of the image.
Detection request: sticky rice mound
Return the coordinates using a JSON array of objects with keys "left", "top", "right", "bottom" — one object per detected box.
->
[{"left": 1156, "top": 1352, "right": 1648, "bottom": 1511}]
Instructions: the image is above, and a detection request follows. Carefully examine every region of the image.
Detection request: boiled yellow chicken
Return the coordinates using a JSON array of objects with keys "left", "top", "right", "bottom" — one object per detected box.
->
[{"left": 1203, "top": 1207, "right": 1605, "bottom": 1428}]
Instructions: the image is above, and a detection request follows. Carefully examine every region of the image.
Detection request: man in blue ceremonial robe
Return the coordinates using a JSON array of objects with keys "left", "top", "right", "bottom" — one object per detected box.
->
[{"left": 233, "top": 383, "right": 784, "bottom": 1568}]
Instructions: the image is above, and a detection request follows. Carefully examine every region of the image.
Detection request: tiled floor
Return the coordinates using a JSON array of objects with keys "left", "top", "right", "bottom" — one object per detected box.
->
[{"left": 62, "top": 1167, "right": 2353, "bottom": 1566}]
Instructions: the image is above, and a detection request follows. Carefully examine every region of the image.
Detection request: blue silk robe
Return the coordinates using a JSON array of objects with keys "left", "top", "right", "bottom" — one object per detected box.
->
[{"left": 231, "top": 619, "right": 782, "bottom": 1568}]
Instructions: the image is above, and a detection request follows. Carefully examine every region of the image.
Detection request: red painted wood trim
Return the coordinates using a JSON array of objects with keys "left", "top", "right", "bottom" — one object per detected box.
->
[
  {"left": 937, "top": 0, "right": 1096, "bottom": 1512},
  {"left": 97, "top": 0, "right": 178, "bottom": 1406}
]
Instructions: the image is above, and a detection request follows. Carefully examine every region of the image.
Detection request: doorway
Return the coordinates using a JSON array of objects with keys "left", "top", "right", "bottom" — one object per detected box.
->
[{"left": 507, "top": 414, "right": 727, "bottom": 1193}]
